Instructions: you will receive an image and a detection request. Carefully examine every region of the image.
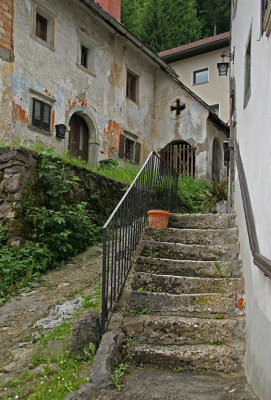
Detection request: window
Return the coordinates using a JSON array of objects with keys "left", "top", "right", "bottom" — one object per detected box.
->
[
  {"left": 209, "top": 104, "right": 220, "bottom": 116},
  {"left": 232, "top": 0, "right": 238, "bottom": 19},
  {"left": 119, "top": 133, "right": 141, "bottom": 164},
  {"left": 263, "top": 0, "right": 271, "bottom": 36},
  {"left": 36, "top": 13, "right": 47, "bottom": 41},
  {"left": 126, "top": 71, "right": 138, "bottom": 102},
  {"left": 32, "top": 98, "right": 51, "bottom": 132},
  {"left": 77, "top": 34, "right": 96, "bottom": 74},
  {"left": 244, "top": 30, "right": 252, "bottom": 108},
  {"left": 193, "top": 68, "right": 209, "bottom": 85},
  {"left": 33, "top": 4, "right": 55, "bottom": 49},
  {"left": 81, "top": 45, "right": 88, "bottom": 68}
]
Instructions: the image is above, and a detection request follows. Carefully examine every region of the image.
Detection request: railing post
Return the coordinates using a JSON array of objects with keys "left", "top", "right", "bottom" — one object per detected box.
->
[{"left": 100, "top": 151, "right": 178, "bottom": 334}]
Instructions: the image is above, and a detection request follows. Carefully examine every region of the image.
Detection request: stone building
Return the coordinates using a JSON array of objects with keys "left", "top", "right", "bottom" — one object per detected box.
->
[{"left": 0, "top": 0, "right": 229, "bottom": 181}]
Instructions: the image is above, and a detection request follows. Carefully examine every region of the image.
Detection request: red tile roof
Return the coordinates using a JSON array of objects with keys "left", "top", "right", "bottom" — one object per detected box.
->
[{"left": 158, "top": 32, "right": 231, "bottom": 58}]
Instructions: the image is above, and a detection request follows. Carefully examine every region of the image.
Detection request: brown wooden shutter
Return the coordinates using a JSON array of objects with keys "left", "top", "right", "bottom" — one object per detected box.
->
[
  {"left": 119, "top": 134, "right": 125, "bottom": 158},
  {"left": 135, "top": 142, "right": 141, "bottom": 164}
]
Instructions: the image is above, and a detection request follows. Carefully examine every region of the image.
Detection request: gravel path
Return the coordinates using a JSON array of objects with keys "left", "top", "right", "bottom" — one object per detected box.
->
[{"left": 0, "top": 245, "right": 103, "bottom": 384}]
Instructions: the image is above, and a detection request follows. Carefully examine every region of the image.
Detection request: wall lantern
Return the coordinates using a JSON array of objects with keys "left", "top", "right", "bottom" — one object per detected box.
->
[
  {"left": 55, "top": 124, "right": 66, "bottom": 138},
  {"left": 217, "top": 47, "right": 235, "bottom": 77},
  {"left": 223, "top": 141, "right": 230, "bottom": 162}
]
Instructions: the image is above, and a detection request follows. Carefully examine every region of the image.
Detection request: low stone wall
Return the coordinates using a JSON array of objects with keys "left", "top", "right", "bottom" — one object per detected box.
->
[{"left": 0, "top": 147, "right": 126, "bottom": 246}]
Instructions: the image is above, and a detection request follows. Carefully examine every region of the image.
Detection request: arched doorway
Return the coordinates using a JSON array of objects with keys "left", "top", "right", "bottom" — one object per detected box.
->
[
  {"left": 212, "top": 137, "right": 222, "bottom": 182},
  {"left": 160, "top": 140, "right": 196, "bottom": 176},
  {"left": 69, "top": 113, "right": 89, "bottom": 161}
]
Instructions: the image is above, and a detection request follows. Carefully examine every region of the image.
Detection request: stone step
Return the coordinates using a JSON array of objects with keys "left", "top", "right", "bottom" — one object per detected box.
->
[
  {"left": 140, "top": 241, "right": 239, "bottom": 262},
  {"left": 120, "top": 290, "right": 243, "bottom": 318},
  {"left": 122, "top": 315, "right": 245, "bottom": 346},
  {"left": 169, "top": 213, "right": 235, "bottom": 230},
  {"left": 132, "top": 273, "right": 244, "bottom": 295},
  {"left": 144, "top": 227, "right": 238, "bottom": 246},
  {"left": 132, "top": 343, "right": 243, "bottom": 373},
  {"left": 135, "top": 257, "right": 243, "bottom": 278}
]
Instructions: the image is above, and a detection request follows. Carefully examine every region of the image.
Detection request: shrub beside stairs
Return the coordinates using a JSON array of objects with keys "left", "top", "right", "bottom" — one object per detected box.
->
[{"left": 118, "top": 213, "right": 246, "bottom": 373}]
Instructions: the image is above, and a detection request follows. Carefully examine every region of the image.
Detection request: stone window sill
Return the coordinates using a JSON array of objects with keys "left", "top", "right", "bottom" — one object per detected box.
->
[{"left": 28, "top": 125, "right": 52, "bottom": 137}]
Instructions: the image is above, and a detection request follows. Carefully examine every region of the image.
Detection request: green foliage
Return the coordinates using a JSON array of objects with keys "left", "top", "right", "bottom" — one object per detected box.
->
[
  {"left": 196, "top": 0, "right": 231, "bottom": 37},
  {"left": 177, "top": 176, "right": 210, "bottom": 214},
  {"left": 110, "top": 361, "right": 129, "bottom": 391},
  {"left": 210, "top": 338, "right": 222, "bottom": 346},
  {"left": 0, "top": 153, "right": 102, "bottom": 300},
  {"left": 138, "top": 0, "right": 202, "bottom": 52},
  {"left": 202, "top": 179, "right": 228, "bottom": 213},
  {"left": 121, "top": 0, "right": 230, "bottom": 53}
]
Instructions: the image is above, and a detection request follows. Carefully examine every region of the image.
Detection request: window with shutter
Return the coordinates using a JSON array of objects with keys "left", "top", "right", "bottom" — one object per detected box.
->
[
  {"left": 33, "top": 3, "right": 55, "bottom": 49},
  {"left": 135, "top": 142, "right": 141, "bottom": 165},
  {"left": 119, "top": 134, "right": 125, "bottom": 159},
  {"left": 126, "top": 71, "right": 138, "bottom": 102}
]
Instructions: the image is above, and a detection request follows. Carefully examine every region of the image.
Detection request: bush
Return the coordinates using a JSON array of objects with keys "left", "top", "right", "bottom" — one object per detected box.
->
[{"left": 177, "top": 176, "right": 210, "bottom": 213}]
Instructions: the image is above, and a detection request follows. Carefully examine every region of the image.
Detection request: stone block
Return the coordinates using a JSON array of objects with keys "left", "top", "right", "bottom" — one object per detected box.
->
[{"left": 69, "top": 310, "right": 101, "bottom": 356}]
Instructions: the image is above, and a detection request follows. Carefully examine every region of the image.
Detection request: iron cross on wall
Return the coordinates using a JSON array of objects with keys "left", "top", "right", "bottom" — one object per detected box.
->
[{"left": 170, "top": 99, "right": 186, "bottom": 115}]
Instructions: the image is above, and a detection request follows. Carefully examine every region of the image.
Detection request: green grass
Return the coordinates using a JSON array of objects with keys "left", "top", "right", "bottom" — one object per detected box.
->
[
  {"left": 177, "top": 175, "right": 210, "bottom": 214},
  {"left": 0, "top": 278, "right": 102, "bottom": 399}
]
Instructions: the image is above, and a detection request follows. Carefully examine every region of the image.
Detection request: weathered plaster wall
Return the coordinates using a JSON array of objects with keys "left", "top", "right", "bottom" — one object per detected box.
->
[
  {"left": 151, "top": 69, "right": 226, "bottom": 180},
  {"left": 206, "top": 118, "right": 228, "bottom": 182},
  {"left": 12, "top": 0, "right": 154, "bottom": 164},
  {"left": 231, "top": 0, "right": 271, "bottom": 398},
  {"left": 0, "top": 0, "right": 14, "bottom": 143}
]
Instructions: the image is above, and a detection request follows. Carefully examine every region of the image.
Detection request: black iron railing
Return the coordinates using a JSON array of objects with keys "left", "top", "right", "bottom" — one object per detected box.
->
[{"left": 101, "top": 151, "right": 179, "bottom": 333}]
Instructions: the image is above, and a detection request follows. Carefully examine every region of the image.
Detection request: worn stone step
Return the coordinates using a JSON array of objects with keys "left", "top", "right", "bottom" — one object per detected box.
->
[
  {"left": 135, "top": 257, "right": 243, "bottom": 278},
  {"left": 132, "top": 343, "right": 243, "bottom": 373},
  {"left": 169, "top": 213, "right": 235, "bottom": 230},
  {"left": 144, "top": 227, "right": 238, "bottom": 246},
  {"left": 132, "top": 273, "right": 244, "bottom": 295},
  {"left": 123, "top": 315, "right": 245, "bottom": 346},
  {"left": 119, "top": 290, "right": 243, "bottom": 318},
  {"left": 140, "top": 241, "right": 239, "bottom": 262}
]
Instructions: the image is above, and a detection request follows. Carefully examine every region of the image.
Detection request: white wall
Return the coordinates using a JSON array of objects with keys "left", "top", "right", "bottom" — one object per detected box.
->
[
  {"left": 231, "top": 1, "right": 271, "bottom": 399},
  {"left": 170, "top": 47, "right": 230, "bottom": 123}
]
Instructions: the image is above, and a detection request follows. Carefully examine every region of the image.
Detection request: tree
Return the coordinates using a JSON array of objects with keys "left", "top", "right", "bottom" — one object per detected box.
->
[
  {"left": 138, "top": 0, "right": 202, "bottom": 53},
  {"left": 196, "top": 0, "right": 231, "bottom": 37}
]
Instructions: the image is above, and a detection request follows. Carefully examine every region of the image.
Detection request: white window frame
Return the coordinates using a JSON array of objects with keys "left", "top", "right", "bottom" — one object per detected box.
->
[
  {"left": 77, "top": 32, "right": 96, "bottom": 76},
  {"left": 31, "top": 2, "right": 55, "bottom": 50},
  {"left": 192, "top": 67, "right": 209, "bottom": 85}
]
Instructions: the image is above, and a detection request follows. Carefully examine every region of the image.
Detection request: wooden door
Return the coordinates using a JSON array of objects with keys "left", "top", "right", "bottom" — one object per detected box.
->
[
  {"left": 69, "top": 114, "right": 89, "bottom": 161},
  {"left": 160, "top": 141, "right": 196, "bottom": 177}
]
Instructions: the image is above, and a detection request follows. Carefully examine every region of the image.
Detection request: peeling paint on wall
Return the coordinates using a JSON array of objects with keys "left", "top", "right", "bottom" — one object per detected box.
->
[
  {"left": 110, "top": 61, "right": 122, "bottom": 89},
  {"left": 66, "top": 98, "right": 88, "bottom": 116},
  {"left": 104, "top": 119, "right": 123, "bottom": 154},
  {"left": 13, "top": 101, "right": 28, "bottom": 124}
]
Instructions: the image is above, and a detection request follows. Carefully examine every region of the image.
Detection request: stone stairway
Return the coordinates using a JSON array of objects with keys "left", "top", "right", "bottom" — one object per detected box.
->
[{"left": 118, "top": 213, "right": 245, "bottom": 374}]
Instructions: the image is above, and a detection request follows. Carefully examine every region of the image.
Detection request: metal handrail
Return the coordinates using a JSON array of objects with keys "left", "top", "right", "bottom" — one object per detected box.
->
[
  {"left": 101, "top": 151, "right": 179, "bottom": 333},
  {"left": 234, "top": 139, "right": 271, "bottom": 278}
]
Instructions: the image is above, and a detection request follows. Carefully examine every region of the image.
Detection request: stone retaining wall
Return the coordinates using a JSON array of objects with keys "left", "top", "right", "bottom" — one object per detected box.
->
[{"left": 0, "top": 147, "right": 126, "bottom": 246}]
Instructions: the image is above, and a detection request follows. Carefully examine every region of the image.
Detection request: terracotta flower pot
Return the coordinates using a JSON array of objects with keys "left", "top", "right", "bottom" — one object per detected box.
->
[{"left": 147, "top": 210, "right": 170, "bottom": 228}]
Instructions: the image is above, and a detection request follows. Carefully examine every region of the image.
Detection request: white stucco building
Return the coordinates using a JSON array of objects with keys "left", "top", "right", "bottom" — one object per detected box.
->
[
  {"left": 231, "top": 0, "right": 271, "bottom": 399},
  {"left": 159, "top": 32, "right": 230, "bottom": 123}
]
